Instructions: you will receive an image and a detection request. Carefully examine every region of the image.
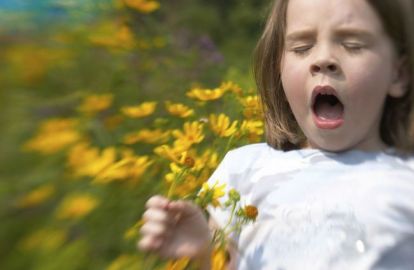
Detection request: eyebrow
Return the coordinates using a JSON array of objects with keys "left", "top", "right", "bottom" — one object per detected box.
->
[
  {"left": 285, "top": 29, "right": 315, "bottom": 43},
  {"left": 334, "top": 28, "right": 376, "bottom": 41},
  {"left": 285, "top": 28, "right": 376, "bottom": 43}
]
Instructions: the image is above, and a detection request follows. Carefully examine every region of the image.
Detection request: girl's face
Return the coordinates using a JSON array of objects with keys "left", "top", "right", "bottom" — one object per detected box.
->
[{"left": 281, "top": 0, "right": 405, "bottom": 152}]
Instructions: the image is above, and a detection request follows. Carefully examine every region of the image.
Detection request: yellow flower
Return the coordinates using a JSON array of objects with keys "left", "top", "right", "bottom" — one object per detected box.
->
[
  {"left": 67, "top": 143, "right": 116, "bottom": 178},
  {"left": 186, "top": 87, "right": 226, "bottom": 101},
  {"left": 239, "top": 120, "right": 264, "bottom": 142},
  {"left": 24, "top": 118, "right": 81, "bottom": 154},
  {"left": 190, "top": 149, "right": 219, "bottom": 172},
  {"left": 19, "top": 228, "right": 66, "bottom": 251},
  {"left": 90, "top": 23, "right": 135, "bottom": 50},
  {"left": 122, "top": 129, "right": 170, "bottom": 144},
  {"left": 174, "top": 174, "right": 203, "bottom": 198},
  {"left": 240, "top": 95, "right": 259, "bottom": 108},
  {"left": 165, "top": 162, "right": 184, "bottom": 183},
  {"left": 121, "top": 102, "right": 157, "bottom": 118},
  {"left": 117, "top": 25, "right": 135, "bottom": 47},
  {"left": 239, "top": 95, "right": 263, "bottom": 119},
  {"left": 166, "top": 258, "right": 190, "bottom": 270},
  {"left": 78, "top": 94, "right": 113, "bottom": 115},
  {"left": 165, "top": 101, "right": 194, "bottom": 118},
  {"left": 16, "top": 185, "right": 55, "bottom": 208},
  {"left": 172, "top": 138, "right": 195, "bottom": 152},
  {"left": 154, "top": 144, "right": 185, "bottom": 163},
  {"left": 197, "top": 181, "right": 226, "bottom": 208},
  {"left": 176, "top": 151, "right": 196, "bottom": 167},
  {"left": 6, "top": 45, "right": 71, "bottom": 84},
  {"left": 183, "top": 155, "right": 195, "bottom": 168},
  {"left": 154, "top": 142, "right": 197, "bottom": 164},
  {"left": 55, "top": 193, "right": 99, "bottom": 220},
  {"left": 94, "top": 155, "right": 153, "bottom": 184},
  {"left": 220, "top": 81, "right": 242, "bottom": 96},
  {"left": 211, "top": 248, "right": 228, "bottom": 270},
  {"left": 164, "top": 151, "right": 199, "bottom": 182},
  {"left": 122, "top": 0, "right": 160, "bottom": 13},
  {"left": 209, "top": 113, "right": 238, "bottom": 138},
  {"left": 123, "top": 219, "right": 144, "bottom": 240},
  {"left": 123, "top": 226, "right": 137, "bottom": 241},
  {"left": 106, "top": 254, "right": 140, "bottom": 270},
  {"left": 204, "top": 150, "right": 219, "bottom": 169},
  {"left": 172, "top": 121, "right": 205, "bottom": 147},
  {"left": 165, "top": 153, "right": 204, "bottom": 198}
]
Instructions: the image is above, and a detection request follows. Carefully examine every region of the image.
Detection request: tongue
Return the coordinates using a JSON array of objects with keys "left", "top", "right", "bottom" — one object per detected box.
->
[{"left": 314, "top": 102, "right": 343, "bottom": 120}]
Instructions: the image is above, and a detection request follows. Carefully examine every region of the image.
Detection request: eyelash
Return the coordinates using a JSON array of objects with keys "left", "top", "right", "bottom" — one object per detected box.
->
[
  {"left": 290, "top": 43, "right": 365, "bottom": 55},
  {"left": 343, "top": 43, "right": 364, "bottom": 53},
  {"left": 291, "top": 45, "right": 312, "bottom": 55}
]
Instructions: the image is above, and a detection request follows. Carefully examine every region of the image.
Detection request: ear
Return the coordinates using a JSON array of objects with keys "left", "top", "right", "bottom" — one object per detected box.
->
[{"left": 388, "top": 56, "right": 410, "bottom": 98}]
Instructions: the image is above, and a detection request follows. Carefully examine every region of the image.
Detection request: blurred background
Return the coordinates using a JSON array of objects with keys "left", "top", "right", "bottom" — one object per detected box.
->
[{"left": 0, "top": 0, "right": 267, "bottom": 269}]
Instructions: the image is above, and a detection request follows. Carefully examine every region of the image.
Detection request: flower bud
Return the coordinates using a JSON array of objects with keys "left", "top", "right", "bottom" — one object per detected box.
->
[
  {"left": 244, "top": 205, "right": 258, "bottom": 220},
  {"left": 184, "top": 156, "right": 195, "bottom": 168},
  {"left": 228, "top": 189, "right": 240, "bottom": 202}
]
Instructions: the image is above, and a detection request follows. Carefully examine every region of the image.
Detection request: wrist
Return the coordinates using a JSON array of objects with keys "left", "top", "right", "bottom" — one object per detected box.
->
[{"left": 192, "top": 243, "right": 213, "bottom": 270}]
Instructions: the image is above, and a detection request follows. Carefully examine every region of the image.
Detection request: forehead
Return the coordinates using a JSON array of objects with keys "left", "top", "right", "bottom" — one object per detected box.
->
[{"left": 285, "top": 0, "right": 384, "bottom": 33}]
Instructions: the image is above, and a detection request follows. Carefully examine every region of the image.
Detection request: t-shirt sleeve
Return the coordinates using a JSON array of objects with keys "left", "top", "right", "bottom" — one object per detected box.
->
[
  {"left": 373, "top": 202, "right": 414, "bottom": 268},
  {"left": 205, "top": 150, "right": 237, "bottom": 230},
  {"left": 371, "top": 169, "right": 414, "bottom": 269}
]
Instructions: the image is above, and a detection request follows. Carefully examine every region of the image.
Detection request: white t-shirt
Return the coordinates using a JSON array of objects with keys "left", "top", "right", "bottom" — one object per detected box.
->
[{"left": 207, "top": 143, "right": 414, "bottom": 270}]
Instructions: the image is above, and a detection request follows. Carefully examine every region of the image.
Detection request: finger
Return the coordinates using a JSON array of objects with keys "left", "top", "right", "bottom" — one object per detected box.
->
[
  {"left": 140, "top": 221, "right": 169, "bottom": 238},
  {"left": 137, "top": 235, "right": 163, "bottom": 252},
  {"left": 167, "top": 200, "right": 200, "bottom": 217},
  {"left": 145, "top": 195, "right": 169, "bottom": 210},
  {"left": 142, "top": 208, "right": 171, "bottom": 224}
]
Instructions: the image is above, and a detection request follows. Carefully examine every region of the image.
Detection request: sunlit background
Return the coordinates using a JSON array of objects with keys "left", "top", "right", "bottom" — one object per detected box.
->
[{"left": 0, "top": 0, "right": 267, "bottom": 269}]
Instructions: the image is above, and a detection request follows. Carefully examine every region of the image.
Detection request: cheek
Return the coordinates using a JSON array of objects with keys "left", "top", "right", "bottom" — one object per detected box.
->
[
  {"left": 348, "top": 45, "right": 395, "bottom": 88},
  {"left": 346, "top": 56, "right": 393, "bottom": 102},
  {"left": 281, "top": 57, "right": 308, "bottom": 106},
  {"left": 345, "top": 57, "right": 394, "bottom": 122}
]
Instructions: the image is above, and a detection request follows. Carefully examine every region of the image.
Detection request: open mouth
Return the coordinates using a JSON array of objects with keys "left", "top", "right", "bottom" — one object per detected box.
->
[{"left": 312, "top": 86, "right": 344, "bottom": 129}]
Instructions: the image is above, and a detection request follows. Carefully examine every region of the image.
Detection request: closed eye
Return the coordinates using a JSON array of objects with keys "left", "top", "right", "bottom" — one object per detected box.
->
[
  {"left": 343, "top": 42, "right": 365, "bottom": 52},
  {"left": 291, "top": 45, "right": 313, "bottom": 55}
]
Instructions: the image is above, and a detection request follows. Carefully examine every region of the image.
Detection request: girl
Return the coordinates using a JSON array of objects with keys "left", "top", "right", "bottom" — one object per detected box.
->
[{"left": 138, "top": 0, "right": 414, "bottom": 269}]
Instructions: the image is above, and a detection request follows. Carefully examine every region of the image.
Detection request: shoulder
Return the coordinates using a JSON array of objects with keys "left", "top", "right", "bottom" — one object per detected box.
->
[
  {"left": 226, "top": 143, "right": 275, "bottom": 158},
  {"left": 407, "top": 156, "right": 414, "bottom": 170},
  {"left": 208, "top": 143, "right": 284, "bottom": 190},
  {"left": 360, "top": 153, "right": 414, "bottom": 210},
  {"left": 225, "top": 142, "right": 290, "bottom": 160},
  {"left": 378, "top": 152, "right": 414, "bottom": 178},
  {"left": 223, "top": 143, "right": 284, "bottom": 169}
]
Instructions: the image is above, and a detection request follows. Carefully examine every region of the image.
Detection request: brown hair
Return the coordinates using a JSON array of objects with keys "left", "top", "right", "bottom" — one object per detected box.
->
[{"left": 254, "top": 0, "right": 414, "bottom": 152}]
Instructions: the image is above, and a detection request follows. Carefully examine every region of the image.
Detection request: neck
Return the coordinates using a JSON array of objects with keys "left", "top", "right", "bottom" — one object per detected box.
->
[{"left": 304, "top": 138, "right": 389, "bottom": 153}]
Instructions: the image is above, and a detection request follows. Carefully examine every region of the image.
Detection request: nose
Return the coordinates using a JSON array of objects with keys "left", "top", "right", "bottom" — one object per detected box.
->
[
  {"left": 310, "top": 46, "right": 341, "bottom": 76},
  {"left": 310, "top": 62, "right": 338, "bottom": 74}
]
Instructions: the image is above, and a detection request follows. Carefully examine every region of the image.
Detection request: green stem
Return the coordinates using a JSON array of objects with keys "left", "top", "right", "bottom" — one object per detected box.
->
[
  {"left": 167, "top": 168, "right": 187, "bottom": 199},
  {"left": 167, "top": 180, "right": 177, "bottom": 199},
  {"left": 224, "top": 223, "right": 241, "bottom": 237},
  {"left": 223, "top": 202, "right": 237, "bottom": 231},
  {"left": 142, "top": 253, "right": 158, "bottom": 270},
  {"left": 223, "top": 133, "right": 236, "bottom": 158}
]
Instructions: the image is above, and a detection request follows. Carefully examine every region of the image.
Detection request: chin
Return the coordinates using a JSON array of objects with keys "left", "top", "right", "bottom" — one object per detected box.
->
[
  {"left": 320, "top": 145, "right": 351, "bottom": 153},
  {"left": 308, "top": 137, "right": 354, "bottom": 153}
]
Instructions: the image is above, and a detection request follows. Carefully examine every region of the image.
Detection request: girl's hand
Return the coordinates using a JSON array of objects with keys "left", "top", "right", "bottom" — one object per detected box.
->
[{"left": 138, "top": 195, "right": 212, "bottom": 259}]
